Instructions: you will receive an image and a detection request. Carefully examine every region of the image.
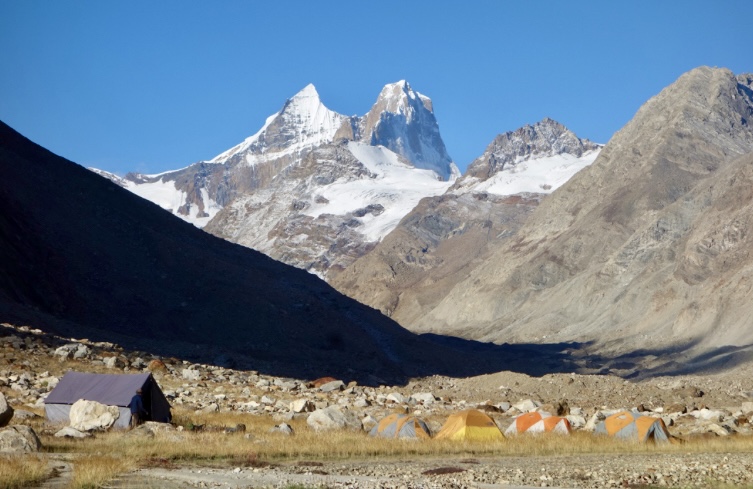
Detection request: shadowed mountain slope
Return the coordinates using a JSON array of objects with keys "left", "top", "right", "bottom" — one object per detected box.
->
[{"left": 0, "top": 120, "right": 535, "bottom": 384}]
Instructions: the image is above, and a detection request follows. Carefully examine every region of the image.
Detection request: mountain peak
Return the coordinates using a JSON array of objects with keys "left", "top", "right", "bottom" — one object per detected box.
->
[
  {"left": 209, "top": 83, "right": 345, "bottom": 164},
  {"left": 361, "top": 81, "right": 455, "bottom": 180},
  {"left": 375, "top": 80, "right": 431, "bottom": 114},
  {"left": 459, "top": 119, "right": 601, "bottom": 184},
  {"left": 291, "top": 83, "right": 320, "bottom": 101}
]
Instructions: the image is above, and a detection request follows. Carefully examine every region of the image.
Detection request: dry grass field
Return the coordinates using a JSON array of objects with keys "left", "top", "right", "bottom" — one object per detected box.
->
[{"left": 13, "top": 407, "right": 751, "bottom": 488}]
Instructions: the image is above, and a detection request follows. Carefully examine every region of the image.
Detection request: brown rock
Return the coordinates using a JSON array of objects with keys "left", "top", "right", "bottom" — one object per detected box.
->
[
  {"left": 311, "top": 377, "right": 338, "bottom": 388},
  {"left": 665, "top": 403, "right": 687, "bottom": 414},
  {"left": 148, "top": 359, "right": 168, "bottom": 373}
]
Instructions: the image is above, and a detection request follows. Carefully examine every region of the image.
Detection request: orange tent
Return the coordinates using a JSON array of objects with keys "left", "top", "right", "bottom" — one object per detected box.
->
[
  {"left": 435, "top": 409, "right": 504, "bottom": 441},
  {"left": 504, "top": 412, "right": 571, "bottom": 435},
  {"left": 368, "top": 413, "right": 432, "bottom": 439},
  {"left": 595, "top": 411, "right": 670, "bottom": 443}
]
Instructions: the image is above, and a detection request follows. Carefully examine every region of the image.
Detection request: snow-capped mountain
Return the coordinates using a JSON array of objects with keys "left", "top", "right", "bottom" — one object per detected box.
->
[
  {"left": 204, "top": 141, "right": 453, "bottom": 277},
  {"left": 450, "top": 118, "right": 601, "bottom": 196},
  {"left": 361, "top": 81, "right": 460, "bottom": 181},
  {"left": 210, "top": 84, "right": 351, "bottom": 166},
  {"left": 92, "top": 82, "right": 459, "bottom": 276},
  {"left": 331, "top": 118, "right": 601, "bottom": 321}
]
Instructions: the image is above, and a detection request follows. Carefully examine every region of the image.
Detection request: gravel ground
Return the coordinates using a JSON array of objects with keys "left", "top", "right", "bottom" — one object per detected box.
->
[{"left": 104, "top": 452, "right": 753, "bottom": 488}]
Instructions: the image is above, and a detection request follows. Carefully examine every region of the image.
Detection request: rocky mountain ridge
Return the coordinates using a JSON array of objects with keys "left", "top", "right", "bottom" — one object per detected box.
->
[{"left": 406, "top": 67, "right": 753, "bottom": 365}]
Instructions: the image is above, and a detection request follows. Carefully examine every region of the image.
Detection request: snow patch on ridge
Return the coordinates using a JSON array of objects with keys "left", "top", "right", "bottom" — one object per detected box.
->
[
  {"left": 453, "top": 149, "right": 601, "bottom": 196},
  {"left": 300, "top": 142, "right": 453, "bottom": 242},
  {"left": 124, "top": 179, "right": 221, "bottom": 227}
]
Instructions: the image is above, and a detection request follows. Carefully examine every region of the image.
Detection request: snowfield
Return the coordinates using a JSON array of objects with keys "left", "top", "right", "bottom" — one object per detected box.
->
[{"left": 301, "top": 142, "right": 455, "bottom": 242}]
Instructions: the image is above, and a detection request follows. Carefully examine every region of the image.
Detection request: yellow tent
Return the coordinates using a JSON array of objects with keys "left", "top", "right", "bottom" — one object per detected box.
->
[{"left": 435, "top": 409, "right": 504, "bottom": 441}]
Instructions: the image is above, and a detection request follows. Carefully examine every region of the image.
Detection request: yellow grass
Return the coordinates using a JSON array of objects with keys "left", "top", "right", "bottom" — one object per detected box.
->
[
  {"left": 0, "top": 455, "right": 49, "bottom": 489},
  {"left": 68, "top": 454, "right": 135, "bottom": 489},
  {"left": 41, "top": 407, "right": 753, "bottom": 467}
]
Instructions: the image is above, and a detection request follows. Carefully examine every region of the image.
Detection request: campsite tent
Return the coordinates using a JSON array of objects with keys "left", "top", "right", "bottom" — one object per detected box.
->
[
  {"left": 435, "top": 409, "right": 504, "bottom": 441},
  {"left": 368, "top": 413, "right": 432, "bottom": 439},
  {"left": 504, "top": 412, "right": 572, "bottom": 436},
  {"left": 44, "top": 372, "right": 171, "bottom": 429},
  {"left": 594, "top": 411, "right": 670, "bottom": 443}
]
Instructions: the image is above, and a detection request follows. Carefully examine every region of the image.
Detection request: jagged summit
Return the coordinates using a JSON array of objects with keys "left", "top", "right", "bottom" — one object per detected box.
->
[
  {"left": 465, "top": 118, "right": 601, "bottom": 181},
  {"left": 370, "top": 80, "right": 433, "bottom": 118},
  {"left": 362, "top": 80, "right": 458, "bottom": 180},
  {"left": 210, "top": 83, "right": 347, "bottom": 165}
]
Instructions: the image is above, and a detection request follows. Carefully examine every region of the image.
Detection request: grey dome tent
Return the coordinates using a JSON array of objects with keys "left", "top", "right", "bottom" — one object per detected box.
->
[{"left": 44, "top": 372, "right": 171, "bottom": 429}]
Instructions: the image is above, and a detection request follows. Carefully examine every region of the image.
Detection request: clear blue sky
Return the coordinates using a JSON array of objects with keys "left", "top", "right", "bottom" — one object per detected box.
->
[{"left": 1, "top": 1, "right": 749, "bottom": 175}]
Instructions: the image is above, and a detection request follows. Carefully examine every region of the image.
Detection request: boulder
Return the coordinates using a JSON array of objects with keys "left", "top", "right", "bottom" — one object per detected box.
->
[
  {"left": 311, "top": 377, "right": 338, "bottom": 388},
  {"left": 319, "top": 380, "right": 345, "bottom": 393},
  {"left": 0, "top": 392, "right": 14, "bottom": 427},
  {"left": 147, "top": 359, "right": 168, "bottom": 373},
  {"left": 513, "top": 399, "right": 540, "bottom": 413},
  {"left": 665, "top": 403, "right": 687, "bottom": 414},
  {"left": 361, "top": 414, "right": 378, "bottom": 431},
  {"left": 103, "top": 356, "right": 125, "bottom": 369},
  {"left": 199, "top": 403, "right": 219, "bottom": 414},
  {"left": 741, "top": 402, "right": 753, "bottom": 414},
  {"left": 290, "top": 399, "right": 315, "bottom": 413},
  {"left": 410, "top": 392, "right": 436, "bottom": 405},
  {"left": 691, "top": 408, "right": 725, "bottom": 422},
  {"left": 182, "top": 369, "right": 201, "bottom": 381},
  {"left": 269, "top": 423, "right": 294, "bottom": 435},
  {"left": 386, "top": 392, "right": 406, "bottom": 404},
  {"left": 307, "top": 406, "right": 362, "bottom": 431},
  {"left": 0, "top": 425, "right": 41, "bottom": 452},
  {"left": 11, "top": 409, "right": 40, "bottom": 421},
  {"left": 72, "top": 344, "right": 91, "bottom": 359},
  {"left": 54, "top": 343, "right": 91, "bottom": 360},
  {"left": 69, "top": 399, "right": 120, "bottom": 432},
  {"left": 54, "top": 426, "right": 91, "bottom": 438}
]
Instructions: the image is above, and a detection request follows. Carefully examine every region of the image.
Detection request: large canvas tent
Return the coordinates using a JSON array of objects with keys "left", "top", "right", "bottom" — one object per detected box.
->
[
  {"left": 44, "top": 372, "right": 171, "bottom": 429},
  {"left": 594, "top": 411, "right": 670, "bottom": 443}
]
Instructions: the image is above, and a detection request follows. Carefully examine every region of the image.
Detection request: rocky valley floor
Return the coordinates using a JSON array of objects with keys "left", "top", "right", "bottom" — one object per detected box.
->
[{"left": 2, "top": 322, "right": 753, "bottom": 488}]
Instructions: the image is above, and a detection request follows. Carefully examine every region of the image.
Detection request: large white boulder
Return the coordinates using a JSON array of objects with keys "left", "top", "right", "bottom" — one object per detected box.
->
[
  {"left": 69, "top": 399, "right": 120, "bottom": 431},
  {"left": 307, "top": 406, "right": 362, "bottom": 431}
]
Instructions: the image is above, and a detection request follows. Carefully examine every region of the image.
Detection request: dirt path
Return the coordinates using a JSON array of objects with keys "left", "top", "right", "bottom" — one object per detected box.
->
[{"left": 37, "top": 455, "right": 73, "bottom": 489}]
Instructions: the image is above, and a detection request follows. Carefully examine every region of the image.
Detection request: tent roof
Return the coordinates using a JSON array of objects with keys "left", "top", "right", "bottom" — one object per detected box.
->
[{"left": 44, "top": 372, "right": 153, "bottom": 407}]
